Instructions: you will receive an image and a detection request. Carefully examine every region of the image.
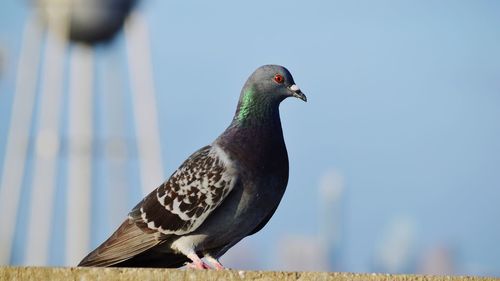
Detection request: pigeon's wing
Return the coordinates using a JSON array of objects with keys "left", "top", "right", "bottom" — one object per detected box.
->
[
  {"left": 78, "top": 218, "right": 161, "bottom": 267},
  {"left": 131, "top": 144, "right": 238, "bottom": 235},
  {"left": 78, "top": 144, "right": 238, "bottom": 267}
]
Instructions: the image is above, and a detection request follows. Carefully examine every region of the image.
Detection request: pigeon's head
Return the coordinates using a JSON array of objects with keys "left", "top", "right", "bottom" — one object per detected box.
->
[
  {"left": 244, "top": 65, "right": 306, "bottom": 103},
  {"left": 235, "top": 65, "right": 306, "bottom": 123}
]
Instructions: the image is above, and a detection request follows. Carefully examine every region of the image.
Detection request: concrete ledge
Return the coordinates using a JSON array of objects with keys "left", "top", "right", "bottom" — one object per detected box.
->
[{"left": 0, "top": 267, "right": 498, "bottom": 281}]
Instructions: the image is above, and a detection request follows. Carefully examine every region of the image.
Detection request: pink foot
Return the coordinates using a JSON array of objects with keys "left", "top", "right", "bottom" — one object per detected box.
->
[
  {"left": 186, "top": 252, "right": 210, "bottom": 269},
  {"left": 212, "top": 262, "right": 225, "bottom": 270},
  {"left": 205, "top": 256, "right": 225, "bottom": 270},
  {"left": 185, "top": 261, "right": 210, "bottom": 269}
]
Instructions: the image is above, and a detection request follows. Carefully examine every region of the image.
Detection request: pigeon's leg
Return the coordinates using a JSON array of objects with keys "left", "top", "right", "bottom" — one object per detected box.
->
[
  {"left": 173, "top": 238, "right": 210, "bottom": 269},
  {"left": 185, "top": 252, "right": 210, "bottom": 269},
  {"left": 204, "top": 254, "right": 225, "bottom": 270}
]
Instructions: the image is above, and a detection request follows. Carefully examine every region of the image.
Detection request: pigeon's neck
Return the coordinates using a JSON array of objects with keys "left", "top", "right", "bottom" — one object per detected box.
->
[
  {"left": 233, "top": 88, "right": 281, "bottom": 127},
  {"left": 216, "top": 89, "right": 287, "bottom": 172},
  {"left": 217, "top": 120, "right": 287, "bottom": 175}
]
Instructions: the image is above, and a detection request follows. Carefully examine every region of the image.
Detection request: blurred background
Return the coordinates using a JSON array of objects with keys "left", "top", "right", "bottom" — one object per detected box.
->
[{"left": 0, "top": 0, "right": 499, "bottom": 276}]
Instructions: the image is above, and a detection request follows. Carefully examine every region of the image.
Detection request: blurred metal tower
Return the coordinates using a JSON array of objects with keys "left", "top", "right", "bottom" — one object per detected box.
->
[{"left": 0, "top": 0, "right": 164, "bottom": 266}]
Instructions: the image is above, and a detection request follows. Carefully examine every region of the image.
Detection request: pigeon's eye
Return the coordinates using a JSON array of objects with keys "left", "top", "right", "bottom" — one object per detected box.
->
[{"left": 274, "top": 74, "right": 285, "bottom": 84}]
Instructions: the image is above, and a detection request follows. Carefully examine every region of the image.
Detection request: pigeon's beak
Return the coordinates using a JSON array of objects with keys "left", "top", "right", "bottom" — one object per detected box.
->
[{"left": 289, "top": 84, "right": 307, "bottom": 102}]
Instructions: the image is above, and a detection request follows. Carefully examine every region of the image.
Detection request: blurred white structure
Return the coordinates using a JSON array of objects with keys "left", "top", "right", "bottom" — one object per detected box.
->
[
  {"left": 319, "top": 169, "right": 345, "bottom": 270},
  {"left": 373, "top": 216, "right": 417, "bottom": 273},
  {"left": 0, "top": 14, "right": 44, "bottom": 265},
  {"left": 417, "top": 245, "right": 455, "bottom": 275},
  {"left": 0, "top": 1, "right": 164, "bottom": 266},
  {"left": 220, "top": 239, "right": 260, "bottom": 270},
  {"left": 277, "top": 235, "right": 329, "bottom": 271},
  {"left": 25, "top": 9, "right": 68, "bottom": 265},
  {"left": 275, "top": 168, "right": 346, "bottom": 271},
  {"left": 0, "top": 44, "right": 5, "bottom": 78}
]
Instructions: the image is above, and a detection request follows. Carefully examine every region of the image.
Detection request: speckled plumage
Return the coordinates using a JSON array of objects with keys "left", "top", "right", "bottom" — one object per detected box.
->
[
  {"left": 134, "top": 144, "right": 237, "bottom": 236},
  {"left": 78, "top": 65, "right": 306, "bottom": 269}
]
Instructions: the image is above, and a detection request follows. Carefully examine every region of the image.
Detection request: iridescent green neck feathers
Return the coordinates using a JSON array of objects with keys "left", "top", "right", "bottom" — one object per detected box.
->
[
  {"left": 234, "top": 87, "right": 279, "bottom": 126},
  {"left": 236, "top": 88, "right": 255, "bottom": 122}
]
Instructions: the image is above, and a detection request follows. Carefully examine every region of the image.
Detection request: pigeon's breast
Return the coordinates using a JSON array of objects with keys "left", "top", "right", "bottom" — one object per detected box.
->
[
  {"left": 188, "top": 147, "right": 289, "bottom": 252},
  {"left": 189, "top": 126, "right": 289, "bottom": 250}
]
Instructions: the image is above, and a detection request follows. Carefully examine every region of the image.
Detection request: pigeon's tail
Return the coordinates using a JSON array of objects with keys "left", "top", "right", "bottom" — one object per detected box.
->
[
  {"left": 78, "top": 218, "right": 160, "bottom": 267},
  {"left": 109, "top": 250, "right": 189, "bottom": 268},
  {"left": 78, "top": 218, "right": 189, "bottom": 268}
]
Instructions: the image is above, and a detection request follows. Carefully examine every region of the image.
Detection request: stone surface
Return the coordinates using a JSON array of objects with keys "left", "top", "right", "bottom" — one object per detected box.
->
[{"left": 0, "top": 267, "right": 498, "bottom": 281}]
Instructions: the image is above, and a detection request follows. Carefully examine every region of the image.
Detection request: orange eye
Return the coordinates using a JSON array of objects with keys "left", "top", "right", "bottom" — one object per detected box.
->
[{"left": 274, "top": 74, "right": 285, "bottom": 84}]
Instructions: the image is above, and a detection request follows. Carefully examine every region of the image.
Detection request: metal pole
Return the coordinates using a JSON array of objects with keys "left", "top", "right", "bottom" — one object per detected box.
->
[
  {"left": 101, "top": 48, "right": 130, "bottom": 228},
  {"left": 65, "top": 44, "right": 94, "bottom": 266},
  {"left": 0, "top": 14, "right": 43, "bottom": 265},
  {"left": 124, "top": 11, "right": 164, "bottom": 195},
  {"left": 24, "top": 12, "right": 68, "bottom": 265}
]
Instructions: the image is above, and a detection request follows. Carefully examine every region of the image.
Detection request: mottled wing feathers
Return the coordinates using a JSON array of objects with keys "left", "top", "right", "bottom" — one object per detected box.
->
[
  {"left": 79, "top": 144, "right": 237, "bottom": 267},
  {"left": 130, "top": 144, "right": 237, "bottom": 236},
  {"left": 78, "top": 218, "right": 160, "bottom": 267}
]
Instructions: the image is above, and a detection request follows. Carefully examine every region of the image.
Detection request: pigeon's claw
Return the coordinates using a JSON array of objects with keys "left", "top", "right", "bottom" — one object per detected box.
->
[
  {"left": 185, "top": 261, "right": 210, "bottom": 269},
  {"left": 186, "top": 252, "right": 210, "bottom": 269},
  {"left": 205, "top": 255, "right": 225, "bottom": 270}
]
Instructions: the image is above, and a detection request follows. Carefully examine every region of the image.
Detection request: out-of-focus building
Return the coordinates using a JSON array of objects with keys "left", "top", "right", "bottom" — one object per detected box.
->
[
  {"left": 318, "top": 169, "right": 345, "bottom": 270},
  {"left": 371, "top": 217, "right": 417, "bottom": 273},
  {"left": 275, "top": 169, "right": 346, "bottom": 272},
  {"left": 220, "top": 239, "right": 260, "bottom": 270},
  {"left": 417, "top": 244, "right": 456, "bottom": 275},
  {"left": 277, "top": 235, "right": 329, "bottom": 271}
]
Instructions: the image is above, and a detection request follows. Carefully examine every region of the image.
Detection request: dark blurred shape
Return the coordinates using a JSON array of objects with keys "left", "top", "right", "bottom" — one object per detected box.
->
[
  {"left": 39, "top": 0, "right": 137, "bottom": 45},
  {"left": 68, "top": 0, "right": 137, "bottom": 44}
]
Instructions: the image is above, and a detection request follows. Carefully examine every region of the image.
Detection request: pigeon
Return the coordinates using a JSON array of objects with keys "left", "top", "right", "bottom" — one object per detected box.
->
[{"left": 78, "top": 64, "right": 307, "bottom": 269}]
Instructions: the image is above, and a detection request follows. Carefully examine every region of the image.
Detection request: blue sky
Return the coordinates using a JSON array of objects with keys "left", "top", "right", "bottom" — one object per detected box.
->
[{"left": 1, "top": 0, "right": 500, "bottom": 275}]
